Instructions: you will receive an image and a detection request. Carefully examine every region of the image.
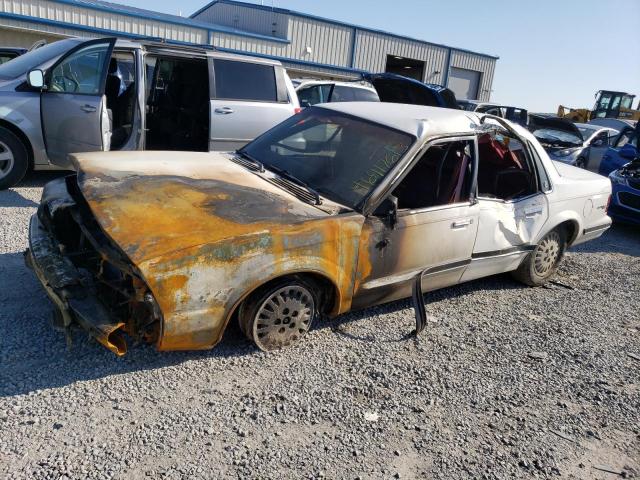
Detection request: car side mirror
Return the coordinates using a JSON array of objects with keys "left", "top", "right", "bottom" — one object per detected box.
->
[
  {"left": 620, "top": 144, "right": 638, "bottom": 160},
  {"left": 373, "top": 196, "right": 398, "bottom": 229},
  {"left": 27, "top": 69, "right": 44, "bottom": 89},
  {"left": 591, "top": 138, "right": 604, "bottom": 147}
]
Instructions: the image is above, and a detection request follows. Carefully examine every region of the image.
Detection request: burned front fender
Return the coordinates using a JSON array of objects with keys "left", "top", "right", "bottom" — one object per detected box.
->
[{"left": 137, "top": 215, "right": 365, "bottom": 351}]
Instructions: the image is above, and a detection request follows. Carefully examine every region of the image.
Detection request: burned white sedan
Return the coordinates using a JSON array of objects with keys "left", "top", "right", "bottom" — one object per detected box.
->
[{"left": 26, "top": 104, "right": 612, "bottom": 355}]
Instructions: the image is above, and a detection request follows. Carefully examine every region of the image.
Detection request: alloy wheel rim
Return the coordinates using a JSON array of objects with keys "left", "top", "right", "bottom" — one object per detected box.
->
[
  {"left": 0, "top": 141, "right": 15, "bottom": 180},
  {"left": 534, "top": 231, "right": 561, "bottom": 276},
  {"left": 253, "top": 285, "right": 314, "bottom": 350}
]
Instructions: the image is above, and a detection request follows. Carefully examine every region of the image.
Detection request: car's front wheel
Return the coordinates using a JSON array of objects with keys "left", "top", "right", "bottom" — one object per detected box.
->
[
  {"left": 512, "top": 229, "right": 566, "bottom": 286},
  {"left": 0, "top": 127, "right": 29, "bottom": 190},
  {"left": 239, "top": 279, "right": 317, "bottom": 351}
]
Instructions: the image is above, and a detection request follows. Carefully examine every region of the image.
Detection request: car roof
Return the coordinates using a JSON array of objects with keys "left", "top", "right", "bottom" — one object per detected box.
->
[
  {"left": 574, "top": 123, "right": 617, "bottom": 132},
  {"left": 295, "top": 79, "right": 377, "bottom": 91},
  {"left": 110, "top": 37, "right": 280, "bottom": 66},
  {"left": 317, "top": 102, "right": 478, "bottom": 139}
]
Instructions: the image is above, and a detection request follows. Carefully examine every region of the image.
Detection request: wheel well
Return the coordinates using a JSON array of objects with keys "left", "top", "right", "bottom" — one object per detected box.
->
[
  {"left": 230, "top": 272, "right": 339, "bottom": 323},
  {"left": 0, "top": 119, "right": 34, "bottom": 169},
  {"left": 555, "top": 220, "right": 579, "bottom": 246}
]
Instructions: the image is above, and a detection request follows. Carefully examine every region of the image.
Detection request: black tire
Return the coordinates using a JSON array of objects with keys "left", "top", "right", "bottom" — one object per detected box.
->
[
  {"left": 0, "top": 127, "right": 29, "bottom": 190},
  {"left": 575, "top": 157, "right": 587, "bottom": 169},
  {"left": 512, "top": 228, "right": 566, "bottom": 286},
  {"left": 238, "top": 278, "right": 318, "bottom": 351}
]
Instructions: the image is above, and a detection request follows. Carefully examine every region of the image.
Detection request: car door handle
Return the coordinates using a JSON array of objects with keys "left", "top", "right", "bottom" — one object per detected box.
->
[
  {"left": 81, "top": 104, "right": 97, "bottom": 113},
  {"left": 214, "top": 107, "right": 234, "bottom": 114},
  {"left": 452, "top": 219, "right": 473, "bottom": 229},
  {"left": 524, "top": 207, "right": 543, "bottom": 217}
]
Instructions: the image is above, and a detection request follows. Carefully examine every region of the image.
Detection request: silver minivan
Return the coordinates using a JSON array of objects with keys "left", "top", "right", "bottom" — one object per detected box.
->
[{"left": 0, "top": 37, "right": 299, "bottom": 189}]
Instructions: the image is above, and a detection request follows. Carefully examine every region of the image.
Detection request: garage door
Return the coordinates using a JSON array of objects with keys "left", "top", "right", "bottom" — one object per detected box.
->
[{"left": 449, "top": 67, "right": 480, "bottom": 100}]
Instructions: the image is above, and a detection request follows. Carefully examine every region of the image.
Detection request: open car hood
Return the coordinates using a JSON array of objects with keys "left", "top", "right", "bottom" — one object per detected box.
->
[
  {"left": 528, "top": 115, "right": 584, "bottom": 140},
  {"left": 362, "top": 73, "right": 458, "bottom": 109},
  {"left": 71, "top": 151, "right": 329, "bottom": 264}
]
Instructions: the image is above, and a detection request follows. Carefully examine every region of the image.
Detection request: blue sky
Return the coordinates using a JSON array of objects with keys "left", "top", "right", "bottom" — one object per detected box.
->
[{"left": 120, "top": 0, "right": 640, "bottom": 112}]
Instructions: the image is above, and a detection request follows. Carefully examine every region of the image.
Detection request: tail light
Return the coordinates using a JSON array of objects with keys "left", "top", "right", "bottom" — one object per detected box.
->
[{"left": 294, "top": 107, "right": 302, "bottom": 114}]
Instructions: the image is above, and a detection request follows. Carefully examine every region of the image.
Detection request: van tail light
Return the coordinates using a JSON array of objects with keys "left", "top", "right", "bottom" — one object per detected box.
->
[{"left": 294, "top": 107, "right": 302, "bottom": 114}]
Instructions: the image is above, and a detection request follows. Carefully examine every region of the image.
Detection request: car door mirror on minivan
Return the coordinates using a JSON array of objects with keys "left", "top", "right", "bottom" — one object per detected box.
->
[
  {"left": 27, "top": 69, "right": 44, "bottom": 89},
  {"left": 373, "top": 195, "right": 398, "bottom": 229}
]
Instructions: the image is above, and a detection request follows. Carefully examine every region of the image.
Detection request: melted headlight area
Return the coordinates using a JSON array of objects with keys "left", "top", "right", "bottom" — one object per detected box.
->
[{"left": 26, "top": 176, "right": 161, "bottom": 355}]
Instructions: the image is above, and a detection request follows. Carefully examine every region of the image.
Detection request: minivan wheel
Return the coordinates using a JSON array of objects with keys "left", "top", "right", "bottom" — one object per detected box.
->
[
  {"left": 512, "top": 229, "right": 566, "bottom": 286},
  {"left": 0, "top": 127, "right": 29, "bottom": 190},
  {"left": 239, "top": 280, "right": 317, "bottom": 351}
]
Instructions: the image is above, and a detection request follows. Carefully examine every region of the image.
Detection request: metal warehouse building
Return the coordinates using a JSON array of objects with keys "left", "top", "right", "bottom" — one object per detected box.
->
[{"left": 0, "top": 0, "right": 498, "bottom": 100}]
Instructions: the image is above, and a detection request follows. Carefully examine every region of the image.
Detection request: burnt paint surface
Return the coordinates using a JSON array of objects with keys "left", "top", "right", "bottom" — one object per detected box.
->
[{"left": 72, "top": 152, "right": 370, "bottom": 351}]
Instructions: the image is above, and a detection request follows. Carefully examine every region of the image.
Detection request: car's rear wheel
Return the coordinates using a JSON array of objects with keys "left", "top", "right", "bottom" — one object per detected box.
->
[
  {"left": 0, "top": 127, "right": 29, "bottom": 190},
  {"left": 239, "top": 279, "right": 317, "bottom": 351},
  {"left": 512, "top": 228, "right": 566, "bottom": 286}
]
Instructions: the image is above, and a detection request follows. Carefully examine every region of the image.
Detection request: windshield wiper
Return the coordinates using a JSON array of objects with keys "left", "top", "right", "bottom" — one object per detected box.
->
[
  {"left": 235, "top": 150, "right": 265, "bottom": 172},
  {"left": 267, "top": 165, "right": 322, "bottom": 206}
]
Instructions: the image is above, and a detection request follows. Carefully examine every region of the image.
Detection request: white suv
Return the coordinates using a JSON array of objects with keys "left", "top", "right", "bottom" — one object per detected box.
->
[{"left": 294, "top": 79, "right": 379, "bottom": 107}]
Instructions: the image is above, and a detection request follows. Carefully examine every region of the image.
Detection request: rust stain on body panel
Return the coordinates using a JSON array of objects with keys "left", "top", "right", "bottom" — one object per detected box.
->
[{"left": 69, "top": 151, "right": 369, "bottom": 351}]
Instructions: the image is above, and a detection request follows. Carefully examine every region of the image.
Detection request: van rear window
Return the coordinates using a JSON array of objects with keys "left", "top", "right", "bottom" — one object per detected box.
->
[{"left": 214, "top": 59, "right": 277, "bottom": 102}]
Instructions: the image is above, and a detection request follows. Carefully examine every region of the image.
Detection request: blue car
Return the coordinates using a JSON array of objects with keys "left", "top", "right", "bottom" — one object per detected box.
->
[
  {"left": 608, "top": 156, "right": 640, "bottom": 225},
  {"left": 599, "top": 134, "right": 638, "bottom": 176}
]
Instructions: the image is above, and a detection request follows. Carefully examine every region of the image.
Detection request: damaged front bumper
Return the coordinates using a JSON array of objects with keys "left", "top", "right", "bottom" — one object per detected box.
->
[
  {"left": 25, "top": 176, "right": 160, "bottom": 356},
  {"left": 25, "top": 214, "right": 128, "bottom": 355}
]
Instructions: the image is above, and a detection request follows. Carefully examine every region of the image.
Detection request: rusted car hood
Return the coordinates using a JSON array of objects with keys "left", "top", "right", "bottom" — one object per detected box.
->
[{"left": 71, "top": 151, "right": 333, "bottom": 264}]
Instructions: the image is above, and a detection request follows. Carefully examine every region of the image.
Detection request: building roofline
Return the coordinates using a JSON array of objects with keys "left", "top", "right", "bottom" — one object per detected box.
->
[
  {"left": 191, "top": 0, "right": 499, "bottom": 60},
  {"left": 48, "top": 0, "right": 290, "bottom": 44}
]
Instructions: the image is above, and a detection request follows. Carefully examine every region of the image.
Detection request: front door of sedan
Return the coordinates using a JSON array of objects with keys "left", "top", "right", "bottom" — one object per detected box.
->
[
  {"left": 352, "top": 138, "right": 480, "bottom": 309},
  {"left": 40, "top": 38, "right": 116, "bottom": 168}
]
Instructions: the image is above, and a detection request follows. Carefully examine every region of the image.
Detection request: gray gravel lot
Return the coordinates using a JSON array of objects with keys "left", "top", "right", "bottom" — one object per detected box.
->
[{"left": 1, "top": 172, "right": 639, "bottom": 479}]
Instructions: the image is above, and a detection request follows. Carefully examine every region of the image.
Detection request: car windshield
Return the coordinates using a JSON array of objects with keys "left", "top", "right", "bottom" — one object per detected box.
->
[
  {"left": 577, "top": 126, "right": 598, "bottom": 140},
  {"left": 0, "top": 39, "right": 78, "bottom": 80},
  {"left": 240, "top": 107, "right": 415, "bottom": 209},
  {"left": 533, "top": 128, "right": 582, "bottom": 146}
]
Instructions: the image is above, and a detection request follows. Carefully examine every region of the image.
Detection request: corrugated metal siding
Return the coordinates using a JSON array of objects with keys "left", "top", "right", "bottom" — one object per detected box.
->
[
  {"left": 450, "top": 50, "right": 496, "bottom": 102},
  {"left": 193, "top": 2, "right": 288, "bottom": 39},
  {"left": 0, "top": 0, "right": 207, "bottom": 43},
  {"left": 285, "top": 16, "right": 352, "bottom": 66},
  {"left": 353, "top": 29, "right": 449, "bottom": 84},
  {"left": 0, "top": 20, "right": 67, "bottom": 45},
  {"left": 210, "top": 17, "right": 353, "bottom": 68},
  {"left": 0, "top": 16, "right": 91, "bottom": 38}
]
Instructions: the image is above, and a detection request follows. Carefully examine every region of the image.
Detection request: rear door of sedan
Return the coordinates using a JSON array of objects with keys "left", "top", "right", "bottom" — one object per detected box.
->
[{"left": 461, "top": 121, "right": 550, "bottom": 282}]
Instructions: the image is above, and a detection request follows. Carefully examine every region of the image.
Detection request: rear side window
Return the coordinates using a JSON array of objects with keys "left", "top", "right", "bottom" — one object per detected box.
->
[
  {"left": 214, "top": 59, "right": 277, "bottom": 101},
  {"left": 330, "top": 85, "right": 379, "bottom": 103},
  {"left": 351, "top": 88, "right": 379, "bottom": 102}
]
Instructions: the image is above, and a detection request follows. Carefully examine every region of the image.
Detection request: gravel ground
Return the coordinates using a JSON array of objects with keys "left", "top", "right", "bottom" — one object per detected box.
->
[{"left": 1, "top": 172, "right": 639, "bottom": 480}]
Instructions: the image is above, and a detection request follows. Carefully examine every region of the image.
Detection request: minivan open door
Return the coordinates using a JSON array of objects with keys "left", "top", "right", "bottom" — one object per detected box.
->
[{"left": 40, "top": 38, "right": 116, "bottom": 167}]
